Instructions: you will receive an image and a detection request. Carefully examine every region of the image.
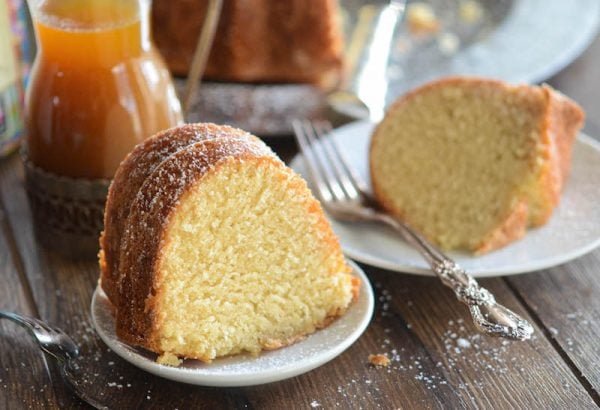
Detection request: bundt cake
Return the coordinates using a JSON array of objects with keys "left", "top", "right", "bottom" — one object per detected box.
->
[
  {"left": 370, "top": 77, "right": 584, "bottom": 254},
  {"left": 99, "top": 123, "right": 358, "bottom": 363},
  {"left": 151, "top": 0, "right": 344, "bottom": 88},
  {"left": 100, "top": 123, "right": 255, "bottom": 306}
]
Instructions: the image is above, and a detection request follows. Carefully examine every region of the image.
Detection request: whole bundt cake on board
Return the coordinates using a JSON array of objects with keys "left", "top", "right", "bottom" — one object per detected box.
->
[
  {"left": 370, "top": 77, "right": 584, "bottom": 254},
  {"left": 99, "top": 124, "right": 358, "bottom": 364},
  {"left": 151, "top": 0, "right": 344, "bottom": 88}
]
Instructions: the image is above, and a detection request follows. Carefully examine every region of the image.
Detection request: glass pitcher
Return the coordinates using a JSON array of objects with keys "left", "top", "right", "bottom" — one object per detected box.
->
[
  {"left": 23, "top": 0, "right": 219, "bottom": 258},
  {"left": 25, "top": 0, "right": 183, "bottom": 179}
]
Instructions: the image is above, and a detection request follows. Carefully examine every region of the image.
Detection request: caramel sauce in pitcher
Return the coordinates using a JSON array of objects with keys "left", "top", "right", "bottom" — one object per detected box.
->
[{"left": 26, "top": 0, "right": 182, "bottom": 179}]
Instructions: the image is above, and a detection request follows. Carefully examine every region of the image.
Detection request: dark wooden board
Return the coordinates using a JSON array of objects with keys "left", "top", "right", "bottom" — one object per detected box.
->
[
  {"left": 0, "top": 177, "right": 59, "bottom": 408},
  {"left": 1, "top": 153, "right": 598, "bottom": 408},
  {"left": 506, "top": 253, "right": 600, "bottom": 398}
]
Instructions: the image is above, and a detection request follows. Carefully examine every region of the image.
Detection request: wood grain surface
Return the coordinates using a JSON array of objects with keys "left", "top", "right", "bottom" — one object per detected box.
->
[
  {"left": 1, "top": 23, "right": 600, "bottom": 410},
  {"left": 0, "top": 205, "right": 59, "bottom": 409}
]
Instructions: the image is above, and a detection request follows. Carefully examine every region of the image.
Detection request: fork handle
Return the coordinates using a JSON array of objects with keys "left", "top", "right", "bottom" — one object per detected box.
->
[
  {"left": 374, "top": 214, "right": 534, "bottom": 341},
  {"left": 0, "top": 310, "right": 36, "bottom": 333}
]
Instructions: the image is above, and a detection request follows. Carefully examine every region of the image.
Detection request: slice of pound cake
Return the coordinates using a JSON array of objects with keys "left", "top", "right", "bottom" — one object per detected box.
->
[
  {"left": 370, "top": 77, "right": 584, "bottom": 254},
  {"left": 100, "top": 123, "right": 257, "bottom": 307},
  {"left": 100, "top": 124, "right": 358, "bottom": 364}
]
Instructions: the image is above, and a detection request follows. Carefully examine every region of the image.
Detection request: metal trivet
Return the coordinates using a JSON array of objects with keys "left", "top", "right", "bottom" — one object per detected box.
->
[{"left": 23, "top": 154, "right": 109, "bottom": 260}]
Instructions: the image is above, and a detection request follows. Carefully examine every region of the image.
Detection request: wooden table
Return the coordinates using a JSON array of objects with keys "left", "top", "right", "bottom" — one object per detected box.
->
[{"left": 2, "top": 36, "right": 600, "bottom": 410}]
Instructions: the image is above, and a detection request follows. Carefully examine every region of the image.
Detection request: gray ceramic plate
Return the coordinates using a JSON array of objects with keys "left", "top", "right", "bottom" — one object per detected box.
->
[
  {"left": 290, "top": 121, "right": 600, "bottom": 277},
  {"left": 184, "top": 0, "right": 599, "bottom": 136},
  {"left": 381, "top": 0, "right": 600, "bottom": 103}
]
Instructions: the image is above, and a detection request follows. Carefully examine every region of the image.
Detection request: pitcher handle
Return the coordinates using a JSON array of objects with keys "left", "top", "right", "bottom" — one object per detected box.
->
[{"left": 182, "top": 0, "right": 223, "bottom": 121}]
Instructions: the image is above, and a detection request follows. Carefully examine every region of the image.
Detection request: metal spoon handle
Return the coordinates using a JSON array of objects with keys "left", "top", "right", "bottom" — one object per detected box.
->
[
  {"left": 0, "top": 311, "right": 107, "bottom": 409},
  {"left": 0, "top": 310, "right": 78, "bottom": 360},
  {"left": 182, "top": 0, "right": 223, "bottom": 120},
  {"left": 377, "top": 215, "right": 534, "bottom": 341}
]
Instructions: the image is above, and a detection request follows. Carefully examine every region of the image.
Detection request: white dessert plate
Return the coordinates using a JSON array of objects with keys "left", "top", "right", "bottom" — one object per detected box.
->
[
  {"left": 91, "top": 260, "right": 374, "bottom": 387},
  {"left": 381, "top": 0, "right": 600, "bottom": 107},
  {"left": 289, "top": 120, "right": 600, "bottom": 277}
]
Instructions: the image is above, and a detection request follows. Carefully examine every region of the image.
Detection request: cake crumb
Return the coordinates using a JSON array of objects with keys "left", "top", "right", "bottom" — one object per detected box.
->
[
  {"left": 438, "top": 32, "right": 460, "bottom": 55},
  {"left": 459, "top": 0, "right": 483, "bottom": 24},
  {"left": 368, "top": 354, "right": 391, "bottom": 367},
  {"left": 157, "top": 352, "right": 183, "bottom": 367},
  {"left": 407, "top": 3, "right": 440, "bottom": 35}
]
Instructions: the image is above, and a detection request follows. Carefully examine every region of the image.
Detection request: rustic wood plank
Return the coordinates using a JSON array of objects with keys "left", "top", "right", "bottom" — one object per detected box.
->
[
  {"left": 5, "top": 29, "right": 600, "bottom": 404},
  {"left": 359, "top": 267, "right": 596, "bottom": 409},
  {"left": 1, "top": 153, "right": 598, "bottom": 408},
  {"left": 506, "top": 251, "right": 600, "bottom": 398},
  {"left": 496, "top": 33, "right": 600, "bottom": 403},
  {"left": 0, "top": 181, "right": 59, "bottom": 408}
]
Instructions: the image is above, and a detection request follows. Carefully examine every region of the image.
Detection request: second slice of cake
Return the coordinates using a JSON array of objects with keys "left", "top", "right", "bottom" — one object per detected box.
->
[{"left": 370, "top": 77, "right": 584, "bottom": 254}]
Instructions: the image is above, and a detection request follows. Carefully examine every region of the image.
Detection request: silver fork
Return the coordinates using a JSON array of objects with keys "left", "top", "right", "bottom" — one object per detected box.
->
[
  {"left": 292, "top": 120, "right": 534, "bottom": 341},
  {"left": 0, "top": 310, "right": 107, "bottom": 409}
]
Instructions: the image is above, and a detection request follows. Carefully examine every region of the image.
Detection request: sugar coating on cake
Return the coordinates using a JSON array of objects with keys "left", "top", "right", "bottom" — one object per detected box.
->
[
  {"left": 370, "top": 77, "right": 584, "bottom": 253},
  {"left": 100, "top": 123, "right": 261, "bottom": 305},
  {"left": 100, "top": 124, "right": 358, "bottom": 363}
]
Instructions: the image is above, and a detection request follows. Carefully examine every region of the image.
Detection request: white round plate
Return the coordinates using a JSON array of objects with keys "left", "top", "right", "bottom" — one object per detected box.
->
[
  {"left": 382, "top": 0, "right": 600, "bottom": 106},
  {"left": 289, "top": 121, "right": 600, "bottom": 277},
  {"left": 91, "top": 260, "right": 374, "bottom": 387}
]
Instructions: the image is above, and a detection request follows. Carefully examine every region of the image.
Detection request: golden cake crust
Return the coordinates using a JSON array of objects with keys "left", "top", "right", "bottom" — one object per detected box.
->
[
  {"left": 151, "top": 0, "right": 344, "bottom": 88},
  {"left": 115, "top": 137, "right": 275, "bottom": 348},
  {"left": 530, "top": 84, "right": 585, "bottom": 226},
  {"left": 100, "top": 124, "right": 262, "bottom": 305},
  {"left": 111, "top": 134, "right": 355, "bottom": 359},
  {"left": 370, "top": 77, "right": 584, "bottom": 253}
]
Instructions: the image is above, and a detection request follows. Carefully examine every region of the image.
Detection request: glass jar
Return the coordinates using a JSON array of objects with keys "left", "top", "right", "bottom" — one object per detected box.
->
[
  {"left": 23, "top": 0, "right": 187, "bottom": 258},
  {"left": 25, "top": 0, "right": 183, "bottom": 179}
]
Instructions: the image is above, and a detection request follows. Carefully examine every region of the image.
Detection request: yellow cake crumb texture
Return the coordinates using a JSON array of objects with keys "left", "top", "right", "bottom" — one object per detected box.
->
[
  {"left": 368, "top": 354, "right": 391, "bottom": 367},
  {"left": 155, "top": 158, "right": 355, "bottom": 361},
  {"left": 156, "top": 352, "right": 183, "bottom": 367},
  {"left": 370, "top": 77, "right": 583, "bottom": 254}
]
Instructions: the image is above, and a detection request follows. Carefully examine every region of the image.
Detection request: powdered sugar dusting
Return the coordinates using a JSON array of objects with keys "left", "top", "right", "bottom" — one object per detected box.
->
[
  {"left": 456, "top": 338, "right": 471, "bottom": 349},
  {"left": 116, "top": 131, "right": 276, "bottom": 296},
  {"left": 104, "top": 123, "right": 274, "bottom": 301},
  {"left": 339, "top": 281, "right": 578, "bottom": 402}
]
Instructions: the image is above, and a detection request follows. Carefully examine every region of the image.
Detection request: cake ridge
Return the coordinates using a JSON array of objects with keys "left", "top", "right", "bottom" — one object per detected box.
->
[
  {"left": 116, "top": 137, "right": 275, "bottom": 346},
  {"left": 100, "top": 123, "right": 270, "bottom": 305}
]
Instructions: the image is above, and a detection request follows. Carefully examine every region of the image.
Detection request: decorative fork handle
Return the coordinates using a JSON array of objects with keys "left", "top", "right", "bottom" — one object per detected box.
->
[{"left": 375, "top": 213, "right": 534, "bottom": 341}]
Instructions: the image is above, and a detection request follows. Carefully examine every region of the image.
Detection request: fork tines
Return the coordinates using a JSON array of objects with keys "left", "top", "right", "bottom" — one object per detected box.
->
[{"left": 292, "top": 120, "right": 368, "bottom": 205}]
